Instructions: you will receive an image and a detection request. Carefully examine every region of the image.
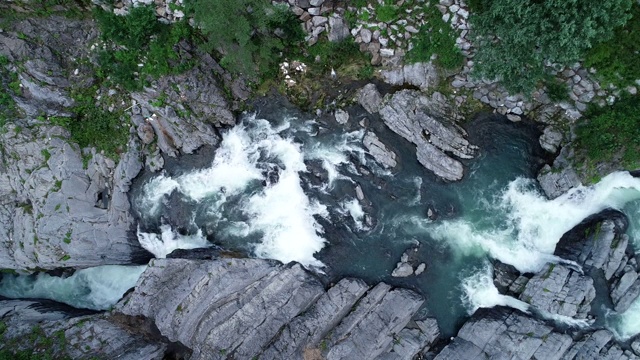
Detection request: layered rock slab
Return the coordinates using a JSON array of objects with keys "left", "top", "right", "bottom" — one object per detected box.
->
[
  {"left": 117, "top": 258, "right": 435, "bottom": 360},
  {"left": 0, "top": 300, "right": 166, "bottom": 359},
  {"left": 377, "top": 89, "right": 477, "bottom": 181}
]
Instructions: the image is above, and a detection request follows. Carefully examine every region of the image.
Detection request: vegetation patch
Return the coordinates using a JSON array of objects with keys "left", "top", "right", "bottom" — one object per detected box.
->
[
  {"left": 584, "top": 4, "right": 640, "bottom": 89},
  {"left": 469, "top": 0, "right": 633, "bottom": 94},
  {"left": 574, "top": 96, "right": 640, "bottom": 178},
  {"left": 185, "top": 0, "right": 304, "bottom": 81},
  {"left": 94, "top": 5, "right": 194, "bottom": 91},
  {"left": 50, "top": 89, "right": 129, "bottom": 159},
  {"left": 406, "top": 4, "right": 463, "bottom": 70}
]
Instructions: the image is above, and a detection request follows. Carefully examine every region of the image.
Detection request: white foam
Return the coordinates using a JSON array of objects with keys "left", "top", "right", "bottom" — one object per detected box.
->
[
  {"left": 431, "top": 172, "right": 640, "bottom": 273},
  {"left": 137, "top": 114, "right": 342, "bottom": 268},
  {"left": 0, "top": 265, "right": 146, "bottom": 310},
  {"left": 607, "top": 295, "right": 640, "bottom": 340},
  {"left": 137, "top": 225, "right": 210, "bottom": 258},
  {"left": 306, "top": 130, "right": 366, "bottom": 188},
  {"left": 461, "top": 263, "right": 530, "bottom": 314},
  {"left": 342, "top": 198, "right": 366, "bottom": 230},
  {"left": 140, "top": 175, "right": 179, "bottom": 214}
]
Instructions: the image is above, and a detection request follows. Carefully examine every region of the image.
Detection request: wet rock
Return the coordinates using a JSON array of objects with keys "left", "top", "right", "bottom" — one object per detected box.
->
[
  {"left": 537, "top": 164, "right": 581, "bottom": 200},
  {"left": 379, "top": 90, "right": 477, "bottom": 181},
  {"left": 392, "top": 263, "right": 414, "bottom": 277},
  {"left": 335, "top": 108, "right": 349, "bottom": 124},
  {"left": 539, "top": 126, "right": 563, "bottom": 153},
  {"left": 363, "top": 131, "right": 397, "bottom": 168},
  {"left": 414, "top": 263, "right": 426, "bottom": 275},
  {"left": 377, "top": 318, "right": 440, "bottom": 359},
  {"left": 358, "top": 83, "right": 383, "bottom": 114}
]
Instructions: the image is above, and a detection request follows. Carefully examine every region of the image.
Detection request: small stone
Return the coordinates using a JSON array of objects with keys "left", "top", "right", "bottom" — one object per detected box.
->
[
  {"left": 392, "top": 263, "right": 414, "bottom": 277},
  {"left": 335, "top": 109, "right": 349, "bottom": 124},
  {"left": 308, "top": 7, "right": 320, "bottom": 16},
  {"left": 360, "top": 28, "right": 372, "bottom": 43},
  {"left": 626, "top": 86, "right": 637, "bottom": 95},
  {"left": 442, "top": 13, "right": 450, "bottom": 22},
  {"left": 450, "top": 4, "right": 460, "bottom": 12},
  {"left": 355, "top": 184, "right": 365, "bottom": 201},
  {"left": 506, "top": 114, "right": 521, "bottom": 122},
  {"left": 380, "top": 48, "right": 394, "bottom": 57},
  {"left": 415, "top": 263, "right": 426, "bottom": 275},
  {"left": 309, "top": 0, "right": 324, "bottom": 6},
  {"left": 312, "top": 16, "right": 328, "bottom": 27}
]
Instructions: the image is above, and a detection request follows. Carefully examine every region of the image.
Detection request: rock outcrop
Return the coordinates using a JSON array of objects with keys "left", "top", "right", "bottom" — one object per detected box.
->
[
  {"left": 0, "top": 17, "right": 151, "bottom": 270},
  {"left": 116, "top": 258, "right": 438, "bottom": 360},
  {"left": 435, "top": 306, "right": 637, "bottom": 360},
  {"left": 377, "top": 89, "right": 477, "bottom": 181},
  {"left": 0, "top": 299, "right": 168, "bottom": 359}
]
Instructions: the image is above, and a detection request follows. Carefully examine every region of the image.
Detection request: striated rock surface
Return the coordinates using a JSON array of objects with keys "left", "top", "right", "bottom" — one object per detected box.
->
[
  {"left": 380, "top": 62, "right": 440, "bottom": 91},
  {"left": 0, "top": 17, "right": 150, "bottom": 270},
  {"left": 363, "top": 131, "right": 398, "bottom": 169},
  {"left": 116, "top": 258, "right": 437, "bottom": 360},
  {"left": 378, "top": 90, "right": 477, "bottom": 181},
  {"left": 0, "top": 299, "right": 168, "bottom": 359},
  {"left": 435, "top": 306, "right": 638, "bottom": 360}
]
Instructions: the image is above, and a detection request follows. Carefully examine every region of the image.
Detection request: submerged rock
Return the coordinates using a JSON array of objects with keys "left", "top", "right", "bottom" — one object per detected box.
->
[{"left": 379, "top": 90, "right": 477, "bottom": 181}]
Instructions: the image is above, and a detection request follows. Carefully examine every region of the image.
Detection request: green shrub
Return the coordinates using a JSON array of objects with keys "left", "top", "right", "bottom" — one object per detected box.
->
[
  {"left": 186, "top": 1, "right": 303, "bottom": 80},
  {"left": 575, "top": 96, "right": 640, "bottom": 170},
  {"left": 306, "top": 39, "right": 368, "bottom": 75},
  {"left": 584, "top": 4, "right": 640, "bottom": 88},
  {"left": 94, "top": 6, "right": 193, "bottom": 90},
  {"left": 470, "top": 0, "right": 634, "bottom": 95},
  {"left": 406, "top": 5, "right": 463, "bottom": 70},
  {"left": 544, "top": 78, "right": 570, "bottom": 103},
  {"left": 376, "top": 5, "right": 398, "bottom": 23}
]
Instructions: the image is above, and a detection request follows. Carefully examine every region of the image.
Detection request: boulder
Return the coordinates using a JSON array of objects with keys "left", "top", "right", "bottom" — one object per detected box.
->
[
  {"left": 379, "top": 90, "right": 477, "bottom": 181},
  {"left": 380, "top": 62, "right": 439, "bottom": 91},
  {"left": 363, "top": 131, "right": 398, "bottom": 169},
  {"left": 328, "top": 15, "right": 350, "bottom": 42},
  {"left": 358, "top": 83, "right": 383, "bottom": 114},
  {"left": 537, "top": 164, "right": 581, "bottom": 200},
  {"left": 539, "top": 126, "right": 563, "bottom": 153}
]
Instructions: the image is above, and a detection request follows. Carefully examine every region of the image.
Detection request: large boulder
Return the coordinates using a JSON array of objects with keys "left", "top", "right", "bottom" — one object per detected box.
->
[{"left": 379, "top": 90, "right": 477, "bottom": 181}]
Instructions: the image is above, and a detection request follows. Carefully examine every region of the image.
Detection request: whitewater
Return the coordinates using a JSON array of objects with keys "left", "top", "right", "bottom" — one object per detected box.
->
[{"left": 2, "top": 110, "right": 640, "bottom": 338}]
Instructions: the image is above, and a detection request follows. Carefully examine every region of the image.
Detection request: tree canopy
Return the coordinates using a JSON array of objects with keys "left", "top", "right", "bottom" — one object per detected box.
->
[{"left": 470, "top": 0, "right": 634, "bottom": 94}]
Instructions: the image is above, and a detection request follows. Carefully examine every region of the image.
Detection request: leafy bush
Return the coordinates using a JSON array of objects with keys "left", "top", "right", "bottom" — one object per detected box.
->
[
  {"left": 575, "top": 96, "right": 640, "bottom": 170},
  {"left": 584, "top": 4, "right": 640, "bottom": 88},
  {"left": 543, "top": 78, "right": 570, "bottom": 103},
  {"left": 94, "top": 5, "right": 193, "bottom": 90},
  {"left": 186, "top": 0, "right": 303, "bottom": 79},
  {"left": 305, "top": 39, "right": 369, "bottom": 75},
  {"left": 376, "top": 5, "right": 399, "bottom": 23},
  {"left": 406, "top": 5, "right": 463, "bottom": 70},
  {"left": 469, "top": 0, "right": 634, "bottom": 95}
]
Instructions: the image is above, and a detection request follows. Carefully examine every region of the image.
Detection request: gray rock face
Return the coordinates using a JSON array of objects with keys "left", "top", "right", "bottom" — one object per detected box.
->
[
  {"left": 117, "top": 258, "right": 434, "bottom": 360},
  {"left": 519, "top": 263, "right": 595, "bottom": 318},
  {"left": 379, "top": 90, "right": 477, "bottom": 181},
  {"left": 0, "top": 300, "right": 166, "bottom": 359},
  {"left": 363, "top": 131, "right": 398, "bottom": 168},
  {"left": 131, "top": 61, "right": 231, "bottom": 157},
  {"left": 381, "top": 62, "right": 440, "bottom": 91},
  {"left": 325, "top": 284, "right": 425, "bottom": 359},
  {"left": 0, "top": 18, "right": 148, "bottom": 270},
  {"left": 539, "top": 126, "right": 563, "bottom": 153},
  {"left": 328, "top": 15, "right": 350, "bottom": 42},
  {"left": 538, "top": 164, "right": 581, "bottom": 200},
  {"left": 260, "top": 278, "right": 369, "bottom": 359},
  {"left": 358, "top": 83, "right": 384, "bottom": 114},
  {"left": 335, "top": 108, "right": 349, "bottom": 124}
]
